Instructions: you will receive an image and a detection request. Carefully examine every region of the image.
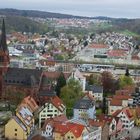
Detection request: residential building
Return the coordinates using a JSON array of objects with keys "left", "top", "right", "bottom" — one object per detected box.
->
[
  {"left": 42, "top": 115, "right": 88, "bottom": 140},
  {"left": 39, "top": 95, "right": 66, "bottom": 128},
  {"left": 5, "top": 96, "right": 38, "bottom": 140},
  {"left": 108, "top": 93, "right": 133, "bottom": 115},
  {"left": 5, "top": 116, "right": 28, "bottom": 140},
  {"left": 86, "top": 85, "right": 103, "bottom": 101},
  {"left": 73, "top": 94, "right": 96, "bottom": 120},
  {"left": 113, "top": 107, "right": 135, "bottom": 129}
]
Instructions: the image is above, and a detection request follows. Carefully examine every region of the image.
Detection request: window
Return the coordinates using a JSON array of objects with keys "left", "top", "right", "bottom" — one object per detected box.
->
[
  {"left": 67, "top": 136, "right": 70, "bottom": 139},
  {"left": 15, "top": 129, "right": 17, "bottom": 131},
  {"left": 15, "top": 133, "right": 17, "bottom": 136}
]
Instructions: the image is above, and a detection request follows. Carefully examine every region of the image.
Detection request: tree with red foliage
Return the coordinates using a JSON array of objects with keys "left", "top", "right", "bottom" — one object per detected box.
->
[{"left": 101, "top": 71, "right": 119, "bottom": 95}]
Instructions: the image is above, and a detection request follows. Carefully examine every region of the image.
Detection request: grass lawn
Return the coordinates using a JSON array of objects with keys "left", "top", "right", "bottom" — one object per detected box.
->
[{"left": 121, "top": 30, "right": 140, "bottom": 37}]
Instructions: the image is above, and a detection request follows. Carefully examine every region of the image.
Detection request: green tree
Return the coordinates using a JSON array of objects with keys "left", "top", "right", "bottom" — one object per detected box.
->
[
  {"left": 87, "top": 74, "right": 101, "bottom": 85},
  {"left": 55, "top": 72, "right": 66, "bottom": 97},
  {"left": 119, "top": 75, "right": 134, "bottom": 89},
  {"left": 60, "top": 78, "right": 83, "bottom": 117}
]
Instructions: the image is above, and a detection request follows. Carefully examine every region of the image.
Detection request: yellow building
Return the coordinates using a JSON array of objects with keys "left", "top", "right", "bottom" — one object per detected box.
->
[
  {"left": 5, "top": 116, "right": 27, "bottom": 140},
  {"left": 131, "top": 107, "right": 140, "bottom": 126},
  {"left": 5, "top": 96, "right": 38, "bottom": 140}
]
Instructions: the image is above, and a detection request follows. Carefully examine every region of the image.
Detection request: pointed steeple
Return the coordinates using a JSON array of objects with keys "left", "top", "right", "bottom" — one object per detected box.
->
[{"left": 0, "top": 19, "right": 7, "bottom": 52}]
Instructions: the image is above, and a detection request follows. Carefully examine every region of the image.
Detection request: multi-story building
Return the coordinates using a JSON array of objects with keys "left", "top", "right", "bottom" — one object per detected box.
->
[
  {"left": 5, "top": 96, "right": 38, "bottom": 140},
  {"left": 73, "top": 93, "right": 96, "bottom": 120},
  {"left": 86, "top": 85, "right": 103, "bottom": 101},
  {"left": 113, "top": 107, "right": 134, "bottom": 130},
  {"left": 38, "top": 95, "right": 66, "bottom": 128},
  {"left": 42, "top": 115, "right": 88, "bottom": 140}
]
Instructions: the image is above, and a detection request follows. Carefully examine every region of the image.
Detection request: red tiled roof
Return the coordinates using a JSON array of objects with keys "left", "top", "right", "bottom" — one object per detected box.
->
[
  {"left": 69, "top": 123, "right": 85, "bottom": 138},
  {"left": 113, "top": 95, "right": 132, "bottom": 100},
  {"left": 89, "top": 44, "right": 109, "bottom": 49},
  {"left": 112, "top": 110, "right": 122, "bottom": 117},
  {"left": 43, "top": 71, "right": 71, "bottom": 80},
  {"left": 107, "top": 49, "right": 127, "bottom": 57},
  {"left": 115, "top": 90, "right": 130, "bottom": 96},
  {"left": 51, "top": 96, "right": 65, "bottom": 112},
  {"left": 53, "top": 114, "right": 68, "bottom": 122},
  {"left": 21, "top": 96, "right": 39, "bottom": 113},
  {"left": 42, "top": 117, "right": 85, "bottom": 138},
  {"left": 88, "top": 119, "right": 105, "bottom": 128},
  {"left": 97, "top": 114, "right": 113, "bottom": 123},
  {"left": 110, "top": 99, "right": 122, "bottom": 106},
  {"left": 114, "top": 107, "right": 134, "bottom": 120}
]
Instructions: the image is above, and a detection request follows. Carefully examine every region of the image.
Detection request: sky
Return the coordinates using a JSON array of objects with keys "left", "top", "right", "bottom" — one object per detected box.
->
[{"left": 0, "top": 0, "right": 140, "bottom": 18}]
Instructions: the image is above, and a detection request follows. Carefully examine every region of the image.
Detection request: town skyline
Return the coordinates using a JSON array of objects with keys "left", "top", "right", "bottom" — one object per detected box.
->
[{"left": 0, "top": 0, "right": 140, "bottom": 19}]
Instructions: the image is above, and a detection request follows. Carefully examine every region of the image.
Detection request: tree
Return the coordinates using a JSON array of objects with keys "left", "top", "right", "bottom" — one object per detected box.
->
[
  {"left": 101, "top": 71, "right": 119, "bottom": 94},
  {"left": 119, "top": 75, "right": 134, "bottom": 89},
  {"left": 55, "top": 72, "right": 66, "bottom": 97},
  {"left": 87, "top": 74, "right": 101, "bottom": 85},
  {"left": 125, "top": 67, "right": 130, "bottom": 77},
  {"left": 60, "top": 78, "right": 83, "bottom": 117}
]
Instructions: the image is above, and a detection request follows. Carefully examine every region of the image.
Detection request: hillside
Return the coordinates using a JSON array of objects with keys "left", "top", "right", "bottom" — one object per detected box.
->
[
  {"left": 0, "top": 9, "right": 140, "bottom": 36},
  {"left": 0, "top": 15, "right": 48, "bottom": 33},
  {"left": 0, "top": 8, "right": 86, "bottom": 19}
]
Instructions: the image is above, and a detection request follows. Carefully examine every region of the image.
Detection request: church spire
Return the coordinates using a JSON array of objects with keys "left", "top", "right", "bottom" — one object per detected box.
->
[{"left": 0, "top": 19, "right": 7, "bottom": 52}]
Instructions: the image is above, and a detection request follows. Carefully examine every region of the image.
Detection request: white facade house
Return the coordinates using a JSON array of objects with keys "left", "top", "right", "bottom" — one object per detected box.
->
[
  {"left": 73, "top": 98, "right": 96, "bottom": 120},
  {"left": 86, "top": 85, "right": 103, "bottom": 101},
  {"left": 39, "top": 96, "right": 66, "bottom": 128},
  {"left": 115, "top": 107, "right": 134, "bottom": 130}
]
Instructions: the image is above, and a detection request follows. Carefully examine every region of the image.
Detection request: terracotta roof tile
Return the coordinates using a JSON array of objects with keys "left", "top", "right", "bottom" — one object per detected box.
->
[
  {"left": 89, "top": 44, "right": 109, "bottom": 49},
  {"left": 107, "top": 49, "right": 127, "bottom": 57},
  {"left": 42, "top": 71, "right": 71, "bottom": 80},
  {"left": 110, "top": 99, "right": 122, "bottom": 106},
  {"left": 51, "top": 96, "right": 65, "bottom": 112},
  {"left": 113, "top": 95, "right": 132, "bottom": 100},
  {"left": 21, "top": 96, "right": 39, "bottom": 113}
]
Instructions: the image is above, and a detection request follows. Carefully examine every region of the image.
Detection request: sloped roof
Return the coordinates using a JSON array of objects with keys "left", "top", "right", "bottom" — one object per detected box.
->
[
  {"left": 42, "top": 116, "right": 85, "bottom": 138},
  {"left": 86, "top": 85, "right": 103, "bottom": 93},
  {"left": 89, "top": 44, "right": 109, "bottom": 49},
  {"left": 51, "top": 96, "right": 65, "bottom": 112},
  {"left": 113, "top": 95, "right": 132, "bottom": 100},
  {"left": 74, "top": 99, "right": 94, "bottom": 109},
  {"left": 107, "top": 49, "right": 127, "bottom": 58},
  {"left": 13, "top": 116, "right": 27, "bottom": 131},
  {"left": 110, "top": 99, "right": 122, "bottom": 106},
  {"left": 4, "top": 68, "right": 42, "bottom": 87},
  {"left": 42, "top": 71, "right": 71, "bottom": 80},
  {"left": 88, "top": 119, "right": 105, "bottom": 128},
  {"left": 21, "top": 96, "right": 39, "bottom": 113}
]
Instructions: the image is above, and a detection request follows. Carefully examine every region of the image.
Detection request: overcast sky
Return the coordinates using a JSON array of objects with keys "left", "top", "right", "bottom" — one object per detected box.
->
[{"left": 0, "top": 0, "right": 139, "bottom": 18}]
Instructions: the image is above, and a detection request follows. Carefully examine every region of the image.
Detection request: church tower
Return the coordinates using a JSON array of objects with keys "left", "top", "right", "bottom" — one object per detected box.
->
[{"left": 0, "top": 19, "right": 9, "bottom": 97}]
